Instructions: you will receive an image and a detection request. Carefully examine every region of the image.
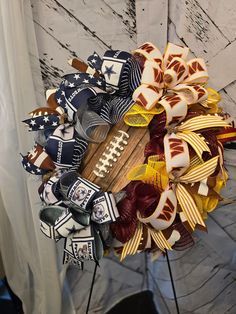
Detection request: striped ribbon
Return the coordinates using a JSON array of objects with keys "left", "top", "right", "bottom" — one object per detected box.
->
[
  {"left": 178, "top": 115, "right": 229, "bottom": 132},
  {"left": 176, "top": 131, "right": 210, "bottom": 161},
  {"left": 172, "top": 115, "right": 229, "bottom": 160},
  {"left": 149, "top": 229, "right": 172, "bottom": 251},
  {"left": 216, "top": 127, "right": 236, "bottom": 144},
  {"left": 173, "top": 156, "right": 219, "bottom": 229},
  {"left": 120, "top": 224, "right": 175, "bottom": 260},
  {"left": 179, "top": 155, "right": 219, "bottom": 183},
  {"left": 120, "top": 222, "right": 143, "bottom": 261},
  {"left": 176, "top": 184, "right": 204, "bottom": 230}
]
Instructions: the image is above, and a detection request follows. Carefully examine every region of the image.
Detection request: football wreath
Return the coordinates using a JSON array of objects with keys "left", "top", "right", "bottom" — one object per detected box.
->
[{"left": 21, "top": 42, "right": 236, "bottom": 267}]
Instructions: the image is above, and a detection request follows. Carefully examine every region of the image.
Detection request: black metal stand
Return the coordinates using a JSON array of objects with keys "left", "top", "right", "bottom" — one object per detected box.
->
[
  {"left": 86, "top": 263, "right": 98, "bottom": 314},
  {"left": 165, "top": 249, "right": 180, "bottom": 314}
]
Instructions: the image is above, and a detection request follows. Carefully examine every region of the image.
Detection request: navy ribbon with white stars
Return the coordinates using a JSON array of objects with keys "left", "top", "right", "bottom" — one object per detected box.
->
[{"left": 23, "top": 114, "right": 61, "bottom": 131}]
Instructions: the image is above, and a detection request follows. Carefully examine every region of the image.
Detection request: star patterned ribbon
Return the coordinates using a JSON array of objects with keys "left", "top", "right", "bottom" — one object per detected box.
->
[{"left": 22, "top": 107, "right": 65, "bottom": 131}]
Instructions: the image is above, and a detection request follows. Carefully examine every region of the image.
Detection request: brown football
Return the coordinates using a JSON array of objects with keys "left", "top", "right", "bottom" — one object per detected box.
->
[{"left": 81, "top": 120, "right": 149, "bottom": 193}]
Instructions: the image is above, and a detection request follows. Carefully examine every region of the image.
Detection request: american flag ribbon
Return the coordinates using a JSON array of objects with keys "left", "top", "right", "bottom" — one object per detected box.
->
[
  {"left": 87, "top": 51, "right": 103, "bottom": 71},
  {"left": 23, "top": 114, "right": 61, "bottom": 132},
  {"left": 22, "top": 106, "right": 64, "bottom": 132},
  {"left": 21, "top": 155, "right": 48, "bottom": 175},
  {"left": 21, "top": 143, "right": 55, "bottom": 174}
]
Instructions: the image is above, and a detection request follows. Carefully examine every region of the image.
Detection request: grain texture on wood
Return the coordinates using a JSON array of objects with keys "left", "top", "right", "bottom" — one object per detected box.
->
[
  {"left": 136, "top": 0, "right": 168, "bottom": 51},
  {"left": 81, "top": 122, "right": 149, "bottom": 193}
]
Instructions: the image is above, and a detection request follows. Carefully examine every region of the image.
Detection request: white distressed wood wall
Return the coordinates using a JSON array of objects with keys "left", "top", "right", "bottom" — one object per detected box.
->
[{"left": 29, "top": 1, "right": 236, "bottom": 313}]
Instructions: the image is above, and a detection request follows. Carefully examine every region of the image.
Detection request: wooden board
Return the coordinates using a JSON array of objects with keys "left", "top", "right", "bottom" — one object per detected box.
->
[{"left": 81, "top": 121, "right": 149, "bottom": 193}]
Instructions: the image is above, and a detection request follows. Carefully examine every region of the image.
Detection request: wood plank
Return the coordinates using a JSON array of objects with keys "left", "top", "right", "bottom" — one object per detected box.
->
[
  {"left": 136, "top": 0, "right": 168, "bottom": 51},
  {"left": 167, "top": 21, "right": 195, "bottom": 59},
  {"left": 197, "top": 0, "right": 236, "bottom": 42},
  {"left": 218, "top": 89, "right": 236, "bottom": 118},
  {"left": 212, "top": 203, "right": 236, "bottom": 229},
  {"left": 108, "top": 129, "right": 149, "bottom": 192},
  {"left": 207, "top": 40, "right": 236, "bottom": 91},
  {"left": 32, "top": 21, "right": 69, "bottom": 88},
  {"left": 81, "top": 121, "right": 149, "bottom": 193},
  {"left": 224, "top": 81, "right": 236, "bottom": 118},
  {"left": 50, "top": 0, "right": 136, "bottom": 51},
  {"left": 169, "top": 0, "right": 229, "bottom": 61}
]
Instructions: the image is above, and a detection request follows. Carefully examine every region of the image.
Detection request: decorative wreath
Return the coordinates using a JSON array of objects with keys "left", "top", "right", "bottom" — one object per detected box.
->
[{"left": 21, "top": 42, "right": 236, "bottom": 268}]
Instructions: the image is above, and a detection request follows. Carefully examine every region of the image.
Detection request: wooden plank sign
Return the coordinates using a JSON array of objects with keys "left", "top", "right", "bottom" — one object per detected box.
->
[{"left": 81, "top": 121, "right": 149, "bottom": 193}]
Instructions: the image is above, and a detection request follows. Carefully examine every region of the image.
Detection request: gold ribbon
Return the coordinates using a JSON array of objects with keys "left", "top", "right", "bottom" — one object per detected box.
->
[
  {"left": 124, "top": 103, "right": 163, "bottom": 127},
  {"left": 120, "top": 222, "right": 143, "bottom": 261},
  {"left": 178, "top": 115, "right": 229, "bottom": 132},
  {"left": 127, "top": 155, "right": 169, "bottom": 190},
  {"left": 172, "top": 115, "right": 229, "bottom": 161},
  {"left": 172, "top": 156, "right": 219, "bottom": 229},
  {"left": 120, "top": 223, "right": 176, "bottom": 260}
]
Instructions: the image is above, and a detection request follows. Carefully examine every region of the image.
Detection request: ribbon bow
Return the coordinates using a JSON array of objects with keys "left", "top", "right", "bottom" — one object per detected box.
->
[
  {"left": 120, "top": 153, "right": 220, "bottom": 261},
  {"left": 40, "top": 171, "right": 119, "bottom": 266},
  {"left": 125, "top": 42, "right": 211, "bottom": 127}
]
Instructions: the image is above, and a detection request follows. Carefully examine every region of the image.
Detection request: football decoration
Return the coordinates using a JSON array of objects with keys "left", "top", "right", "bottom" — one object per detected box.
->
[{"left": 21, "top": 42, "right": 236, "bottom": 267}]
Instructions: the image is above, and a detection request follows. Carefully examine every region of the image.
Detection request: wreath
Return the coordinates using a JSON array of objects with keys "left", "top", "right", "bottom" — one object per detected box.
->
[{"left": 21, "top": 42, "right": 236, "bottom": 268}]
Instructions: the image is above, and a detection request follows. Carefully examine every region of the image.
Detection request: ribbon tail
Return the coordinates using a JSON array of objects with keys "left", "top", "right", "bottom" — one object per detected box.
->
[
  {"left": 120, "top": 223, "right": 143, "bottom": 261},
  {"left": 176, "top": 184, "right": 206, "bottom": 229},
  {"left": 176, "top": 131, "right": 210, "bottom": 161},
  {"left": 149, "top": 229, "right": 172, "bottom": 251},
  {"left": 180, "top": 155, "right": 219, "bottom": 183},
  {"left": 178, "top": 115, "right": 230, "bottom": 132}
]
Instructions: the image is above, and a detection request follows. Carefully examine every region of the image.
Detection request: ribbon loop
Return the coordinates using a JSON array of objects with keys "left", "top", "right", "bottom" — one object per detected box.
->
[
  {"left": 137, "top": 187, "right": 177, "bottom": 231},
  {"left": 91, "top": 192, "right": 119, "bottom": 224}
]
